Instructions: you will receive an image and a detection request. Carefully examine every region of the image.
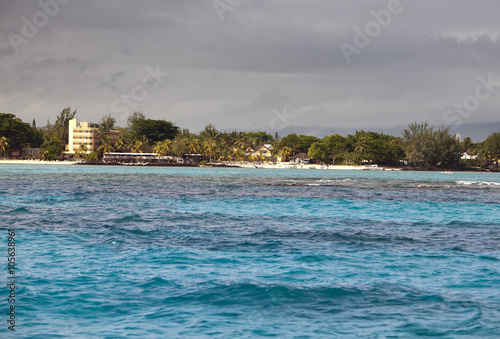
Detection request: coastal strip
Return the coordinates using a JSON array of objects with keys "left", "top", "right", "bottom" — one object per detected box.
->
[{"left": 0, "top": 160, "right": 76, "bottom": 165}]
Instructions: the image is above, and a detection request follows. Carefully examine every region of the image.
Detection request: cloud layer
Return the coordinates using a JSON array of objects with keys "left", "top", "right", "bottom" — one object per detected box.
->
[{"left": 1, "top": 0, "right": 499, "bottom": 133}]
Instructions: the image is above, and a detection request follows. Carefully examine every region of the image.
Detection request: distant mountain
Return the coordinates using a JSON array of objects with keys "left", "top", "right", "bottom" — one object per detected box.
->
[{"left": 262, "top": 122, "right": 500, "bottom": 142}]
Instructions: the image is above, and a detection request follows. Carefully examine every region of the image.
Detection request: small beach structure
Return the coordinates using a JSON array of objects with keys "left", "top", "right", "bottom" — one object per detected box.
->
[
  {"left": 251, "top": 144, "right": 274, "bottom": 158},
  {"left": 292, "top": 153, "right": 311, "bottom": 164}
]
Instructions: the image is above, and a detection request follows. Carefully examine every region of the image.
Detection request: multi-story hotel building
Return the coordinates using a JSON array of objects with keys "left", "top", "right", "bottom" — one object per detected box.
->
[{"left": 68, "top": 119, "right": 119, "bottom": 154}]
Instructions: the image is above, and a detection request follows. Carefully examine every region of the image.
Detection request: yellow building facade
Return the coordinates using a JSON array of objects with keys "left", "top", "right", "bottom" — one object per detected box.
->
[{"left": 68, "top": 119, "right": 119, "bottom": 154}]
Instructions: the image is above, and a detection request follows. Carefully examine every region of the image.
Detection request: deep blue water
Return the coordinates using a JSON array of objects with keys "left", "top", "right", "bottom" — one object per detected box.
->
[{"left": 1, "top": 165, "right": 500, "bottom": 338}]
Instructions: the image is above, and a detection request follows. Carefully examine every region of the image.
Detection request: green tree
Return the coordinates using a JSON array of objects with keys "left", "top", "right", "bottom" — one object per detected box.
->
[
  {"left": 278, "top": 146, "right": 292, "bottom": 161},
  {"left": 115, "top": 127, "right": 134, "bottom": 152},
  {"left": 483, "top": 132, "right": 500, "bottom": 161},
  {"left": 324, "top": 134, "right": 347, "bottom": 164},
  {"left": 50, "top": 107, "right": 77, "bottom": 144},
  {"left": 462, "top": 136, "right": 473, "bottom": 153},
  {"left": 97, "top": 134, "right": 115, "bottom": 159},
  {"left": 308, "top": 141, "right": 327, "bottom": 160},
  {"left": 401, "top": 121, "right": 433, "bottom": 166},
  {"left": 278, "top": 134, "right": 301, "bottom": 154},
  {"left": 199, "top": 124, "right": 221, "bottom": 161},
  {"left": 0, "top": 136, "right": 9, "bottom": 156},
  {"left": 99, "top": 114, "right": 116, "bottom": 133},
  {"left": 74, "top": 144, "right": 88, "bottom": 159},
  {"left": 429, "top": 127, "right": 462, "bottom": 167},
  {"left": 297, "top": 135, "right": 320, "bottom": 154},
  {"left": 228, "top": 131, "right": 248, "bottom": 160},
  {"left": 188, "top": 137, "right": 201, "bottom": 154},
  {"left": 203, "top": 139, "right": 218, "bottom": 162},
  {"left": 400, "top": 122, "right": 462, "bottom": 167},
  {"left": 361, "top": 132, "right": 403, "bottom": 165},
  {"left": 354, "top": 135, "right": 367, "bottom": 165},
  {"left": 171, "top": 138, "right": 189, "bottom": 157},
  {"left": 0, "top": 113, "right": 43, "bottom": 148},
  {"left": 131, "top": 137, "right": 149, "bottom": 153},
  {"left": 86, "top": 152, "right": 99, "bottom": 163},
  {"left": 39, "top": 150, "right": 49, "bottom": 160},
  {"left": 199, "top": 124, "right": 220, "bottom": 140},
  {"left": 127, "top": 111, "right": 146, "bottom": 130},
  {"left": 246, "top": 131, "right": 274, "bottom": 149},
  {"left": 133, "top": 119, "right": 180, "bottom": 143},
  {"left": 40, "top": 138, "right": 65, "bottom": 160},
  {"left": 114, "top": 139, "right": 125, "bottom": 152},
  {"left": 153, "top": 139, "right": 172, "bottom": 156}
]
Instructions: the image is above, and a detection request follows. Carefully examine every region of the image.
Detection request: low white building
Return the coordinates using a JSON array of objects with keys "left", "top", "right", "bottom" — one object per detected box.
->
[
  {"left": 251, "top": 144, "right": 274, "bottom": 158},
  {"left": 461, "top": 152, "right": 478, "bottom": 160}
]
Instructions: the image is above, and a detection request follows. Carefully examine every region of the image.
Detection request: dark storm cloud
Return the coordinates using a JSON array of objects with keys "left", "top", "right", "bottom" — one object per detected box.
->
[{"left": 1, "top": 0, "right": 499, "bottom": 133}]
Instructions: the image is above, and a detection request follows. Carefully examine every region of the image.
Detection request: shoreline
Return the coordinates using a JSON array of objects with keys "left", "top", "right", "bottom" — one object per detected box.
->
[
  {"left": 72, "top": 161, "right": 394, "bottom": 171},
  {"left": 0, "top": 159, "right": 497, "bottom": 172},
  {"left": 0, "top": 159, "right": 77, "bottom": 165},
  {"left": 0, "top": 159, "right": 385, "bottom": 170}
]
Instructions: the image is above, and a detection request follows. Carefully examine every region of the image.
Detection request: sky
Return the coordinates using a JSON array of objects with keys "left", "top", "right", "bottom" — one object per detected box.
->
[{"left": 1, "top": 0, "right": 499, "bottom": 136}]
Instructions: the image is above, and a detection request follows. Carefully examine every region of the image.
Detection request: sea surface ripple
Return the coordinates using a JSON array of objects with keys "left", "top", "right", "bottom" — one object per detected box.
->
[{"left": 1, "top": 165, "right": 499, "bottom": 338}]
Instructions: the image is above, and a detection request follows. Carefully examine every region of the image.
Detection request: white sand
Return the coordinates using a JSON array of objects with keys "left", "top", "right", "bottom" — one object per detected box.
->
[
  {"left": 0, "top": 159, "right": 77, "bottom": 165},
  {"left": 0, "top": 159, "right": 401, "bottom": 170},
  {"left": 235, "top": 163, "right": 400, "bottom": 170}
]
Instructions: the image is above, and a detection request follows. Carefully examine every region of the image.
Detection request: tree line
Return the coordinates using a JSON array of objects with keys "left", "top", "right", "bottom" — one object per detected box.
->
[{"left": 1, "top": 108, "right": 499, "bottom": 168}]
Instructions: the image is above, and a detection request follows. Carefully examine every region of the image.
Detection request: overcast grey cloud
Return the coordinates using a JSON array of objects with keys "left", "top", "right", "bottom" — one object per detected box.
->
[{"left": 1, "top": 0, "right": 499, "bottom": 137}]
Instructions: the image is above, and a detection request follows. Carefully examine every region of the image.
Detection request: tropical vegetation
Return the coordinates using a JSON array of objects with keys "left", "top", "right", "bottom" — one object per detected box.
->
[{"left": 1, "top": 109, "right": 499, "bottom": 170}]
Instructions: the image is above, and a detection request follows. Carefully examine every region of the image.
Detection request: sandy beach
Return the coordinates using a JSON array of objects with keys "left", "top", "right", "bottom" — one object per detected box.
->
[
  {"left": 235, "top": 163, "right": 402, "bottom": 171},
  {"left": 0, "top": 159, "right": 77, "bottom": 165},
  {"left": 0, "top": 159, "right": 402, "bottom": 170}
]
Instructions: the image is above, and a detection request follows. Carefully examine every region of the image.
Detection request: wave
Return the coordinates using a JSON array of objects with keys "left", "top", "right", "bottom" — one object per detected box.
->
[
  {"left": 250, "top": 178, "right": 359, "bottom": 187},
  {"left": 416, "top": 180, "right": 500, "bottom": 189},
  {"left": 456, "top": 180, "right": 500, "bottom": 187},
  {"left": 418, "top": 184, "right": 453, "bottom": 189},
  {"left": 7, "top": 206, "right": 30, "bottom": 214}
]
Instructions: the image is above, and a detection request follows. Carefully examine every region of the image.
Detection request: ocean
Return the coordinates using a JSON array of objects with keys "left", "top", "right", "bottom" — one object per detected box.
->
[{"left": 1, "top": 165, "right": 499, "bottom": 338}]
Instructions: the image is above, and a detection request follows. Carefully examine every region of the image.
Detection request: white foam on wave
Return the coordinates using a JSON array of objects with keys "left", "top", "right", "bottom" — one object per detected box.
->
[
  {"left": 308, "top": 178, "right": 358, "bottom": 186},
  {"left": 456, "top": 180, "right": 500, "bottom": 186}
]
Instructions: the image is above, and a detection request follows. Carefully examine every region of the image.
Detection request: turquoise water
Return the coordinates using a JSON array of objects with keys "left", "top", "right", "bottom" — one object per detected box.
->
[{"left": 1, "top": 165, "right": 500, "bottom": 338}]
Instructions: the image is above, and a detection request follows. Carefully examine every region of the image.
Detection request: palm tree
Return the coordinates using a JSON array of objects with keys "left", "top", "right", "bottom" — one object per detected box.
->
[
  {"left": 279, "top": 146, "right": 292, "bottom": 162},
  {"left": 97, "top": 134, "right": 115, "bottom": 159},
  {"left": 153, "top": 141, "right": 162, "bottom": 156},
  {"left": 249, "top": 136, "right": 260, "bottom": 150},
  {"left": 188, "top": 138, "right": 201, "bottom": 154},
  {"left": 153, "top": 139, "right": 171, "bottom": 156},
  {"left": 203, "top": 139, "right": 218, "bottom": 163},
  {"left": 131, "top": 140, "right": 143, "bottom": 153},
  {"left": 114, "top": 139, "right": 125, "bottom": 152},
  {"left": 200, "top": 124, "right": 219, "bottom": 140},
  {"left": 0, "top": 137, "right": 9, "bottom": 157},
  {"left": 130, "top": 136, "right": 149, "bottom": 153},
  {"left": 74, "top": 144, "right": 88, "bottom": 159},
  {"left": 230, "top": 132, "right": 247, "bottom": 160},
  {"left": 354, "top": 136, "right": 367, "bottom": 165}
]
